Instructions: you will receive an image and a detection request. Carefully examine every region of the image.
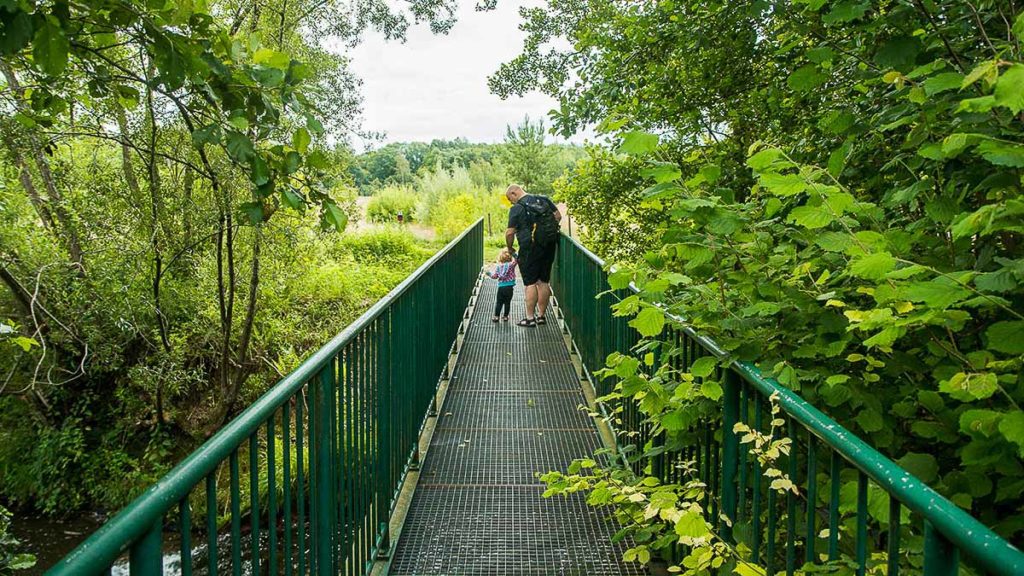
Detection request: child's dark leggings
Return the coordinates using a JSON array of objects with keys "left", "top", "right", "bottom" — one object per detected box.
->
[{"left": 494, "top": 285, "right": 513, "bottom": 317}]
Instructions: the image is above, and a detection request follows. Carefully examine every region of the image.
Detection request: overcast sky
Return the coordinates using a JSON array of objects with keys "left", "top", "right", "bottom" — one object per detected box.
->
[{"left": 344, "top": 1, "right": 588, "bottom": 151}]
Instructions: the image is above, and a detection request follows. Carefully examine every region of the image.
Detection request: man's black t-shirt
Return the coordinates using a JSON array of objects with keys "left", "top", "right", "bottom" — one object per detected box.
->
[{"left": 508, "top": 194, "right": 557, "bottom": 249}]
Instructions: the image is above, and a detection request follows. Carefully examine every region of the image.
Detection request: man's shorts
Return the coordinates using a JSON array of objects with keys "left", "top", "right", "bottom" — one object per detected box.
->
[{"left": 519, "top": 239, "right": 558, "bottom": 286}]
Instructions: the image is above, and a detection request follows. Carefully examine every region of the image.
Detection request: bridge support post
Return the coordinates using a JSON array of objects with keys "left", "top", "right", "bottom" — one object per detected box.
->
[{"left": 720, "top": 369, "right": 740, "bottom": 543}]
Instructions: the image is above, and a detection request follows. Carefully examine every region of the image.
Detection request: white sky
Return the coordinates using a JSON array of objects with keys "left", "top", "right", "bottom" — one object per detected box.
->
[{"left": 342, "top": 0, "right": 589, "bottom": 151}]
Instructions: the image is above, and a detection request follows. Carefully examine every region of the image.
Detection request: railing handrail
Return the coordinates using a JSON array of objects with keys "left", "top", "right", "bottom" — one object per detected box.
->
[
  {"left": 48, "top": 218, "right": 485, "bottom": 575},
  {"left": 561, "top": 232, "right": 1024, "bottom": 574}
]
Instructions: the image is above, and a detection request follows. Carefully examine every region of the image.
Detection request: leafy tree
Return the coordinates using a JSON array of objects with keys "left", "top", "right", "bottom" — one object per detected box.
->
[
  {"left": 0, "top": 0, "right": 460, "bottom": 517},
  {"left": 501, "top": 115, "right": 559, "bottom": 195}
]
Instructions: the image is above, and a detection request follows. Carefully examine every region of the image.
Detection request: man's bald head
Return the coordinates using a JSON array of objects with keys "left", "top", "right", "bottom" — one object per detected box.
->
[{"left": 505, "top": 184, "right": 526, "bottom": 203}]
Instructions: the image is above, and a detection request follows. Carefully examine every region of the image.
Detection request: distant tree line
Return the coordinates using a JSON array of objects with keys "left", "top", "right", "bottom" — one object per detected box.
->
[{"left": 349, "top": 116, "right": 586, "bottom": 196}]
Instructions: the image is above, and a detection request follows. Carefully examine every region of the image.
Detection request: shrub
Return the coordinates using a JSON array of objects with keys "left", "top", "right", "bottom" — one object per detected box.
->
[{"left": 366, "top": 187, "right": 417, "bottom": 223}]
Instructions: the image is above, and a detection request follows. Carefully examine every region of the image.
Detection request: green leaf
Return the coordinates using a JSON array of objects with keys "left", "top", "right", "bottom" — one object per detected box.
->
[
  {"left": 939, "top": 372, "right": 998, "bottom": 401},
  {"left": 856, "top": 408, "right": 883, "bottom": 432},
  {"left": 239, "top": 201, "right": 264, "bottom": 225},
  {"left": 759, "top": 172, "right": 806, "bottom": 197},
  {"left": 225, "top": 131, "right": 255, "bottom": 163},
  {"left": 957, "top": 96, "right": 996, "bottom": 114},
  {"left": 699, "top": 164, "right": 722, "bottom": 184},
  {"left": 33, "top": 17, "right": 69, "bottom": 76},
  {"left": 959, "top": 409, "right": 1003, "bottom": 438},
  {"left": 0, "top": 8, "right": 33, "bottom": 56},
  {"left": 252, "top": 47, "right": 290, "bottom": 69},
  {"left": 828, "top": 141, "right": 852, "bottom": 177},
  {"left": 787, "top": 205, "right": 833, "bottom": 229},
  {"left": 788, "top": 65, "right": 826, "bottom": 91},
  {"left": 923, "top": 72, "right": 964, "bottom": 96},
  {"left": 281, "top": 188, "right": 303, "bottom": 210},
  {"left": 191, "top": 124, "right": 221, "bottom": 147},
  {"left": 975, "top": 140, "right": 1024, "bottom": 168},
  {"left": 8, "top": 554, "right": 36, "bottom": 570},
  {"left": 999, "top": 412, "right": 1024, "bottom": 458},
  {"left": 608, "top": 269, "right": 633, "bottom": 290},
  {"left": 618, "top": 131, "right": 660, "bottom": 155},
  {"left": 630, "top": 306, "right": 665, "bottom": 337},
  {"left": 903, "top": 278, "right": 970, "bottom": 309},
  {"left": 986, "top": 321, "right": 1024, "bottom": 355},
  {"left": 701, "top": 380, "right": 723, "bottom": 401},
  {"left": 747, "top": 147, "right": 790, "bottom": 171},
  {"left": 293, "top": 127, "right": 311, "bottom": 153},
  {"left": 994, "top": 64, "right": 1024, "bottom": 114},
  {"left": 324, "top": 202, "right": 348, "bottom": 232},
  {"left": 249, "top": 155, "right": 269, "bottom": 186},
  {"left": 642, "top": 181, "right": 682, "bottom": 200},
  {"left": 674, "top": 510, "right": 710, "bottom": 539},
  {"left": 690, "top": 356, "right": 717, "bottom": 378},
  {"left": 896, "top": 452, "right": 938, "bottom": 483},
  {"left": 1014, "top": 12, "right": 1024, "bottom": 41},
  {"left": 641, "top": 162, "right": 682, "bottom": 184},
  {"left": 252, "top": 66, "right": 285, "bottom": 87},
  {"left": 822, "top": 0, "right": 869, "bottom": 24},
  {"left": 849, "top": 251, "right": 896, "bottom": 281},
  {"left": 962, "top": 60, "right": 999, "bottom": 89}
]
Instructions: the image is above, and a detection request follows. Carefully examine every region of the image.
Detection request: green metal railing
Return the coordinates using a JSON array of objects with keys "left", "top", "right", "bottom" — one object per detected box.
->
[
  {"left": 49, "top": 219, "right": 484, "bottom": 576},
  {"left": 553, "top": 234, "right": 1024, "bottom": 576}
]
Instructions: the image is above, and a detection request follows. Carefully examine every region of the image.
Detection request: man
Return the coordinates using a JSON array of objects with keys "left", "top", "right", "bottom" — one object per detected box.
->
[{"left": 505, "top": 184, "right": 562, "bottom": 327}]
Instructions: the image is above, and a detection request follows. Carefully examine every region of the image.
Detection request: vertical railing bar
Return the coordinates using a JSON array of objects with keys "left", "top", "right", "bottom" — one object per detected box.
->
[
  {"left": 805, "top": 430, "right": 817, "bottom": 566},
  {"left": 268, "top": 415, "right": 279, "bottom": 576},
  {"left": 296, "top": 388, "right": 306, "bottom": 576},
  {"left": 888, "top": 496, "right": 901, "bottom": 576},
  {"left": 828, "top": 450, "right": 841, "bottom": 562},
  {"left": 179, "top": 496, "right": 192, "bottom": 576},
  {"left": 923, "top": 520, "right": 958, "bottom": 576},
  {"left": 785, "top": 419, "right": 797, "bottom": 575},
  {"left": 856, "top": 471, "right": 868, "bottom": 576},
  {"left": 206, "top": 472, "right": 217, "bottom": 576},
  {"left": 284, "top": 401, "right": 293, "bottom": 576},
  {"left": 129, "top": 521, "right": 163, "bottom": 576},
  {"left": 230, "top": 449, "right": 242, "bottom": 576},
  {"left": 752, "top": 398, "right": 763, "bottom": 564},
  {"left": 249, "top": 433, "right": 261, "bottom": 576}
]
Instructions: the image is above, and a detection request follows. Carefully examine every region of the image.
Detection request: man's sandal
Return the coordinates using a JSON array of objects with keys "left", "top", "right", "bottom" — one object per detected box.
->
[
  {"left": 516, "top": 318, "right": 537, "bottom": 328},
  {"left": 492, "top": 316, "right": 500, "bottom": 323},
  {"left": 536, "top": 316, "right": 547, "bottom": 325}
]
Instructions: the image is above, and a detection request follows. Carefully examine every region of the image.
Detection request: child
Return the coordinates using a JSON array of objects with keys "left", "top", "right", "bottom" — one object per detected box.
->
[{"left": 488, "top": 249, "right": 517, "bottom": 322}]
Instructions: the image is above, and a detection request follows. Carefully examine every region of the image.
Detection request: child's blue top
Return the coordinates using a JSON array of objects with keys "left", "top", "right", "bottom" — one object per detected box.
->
[{"left": 491, "top": 261, "right": 517, "bottom": 287}]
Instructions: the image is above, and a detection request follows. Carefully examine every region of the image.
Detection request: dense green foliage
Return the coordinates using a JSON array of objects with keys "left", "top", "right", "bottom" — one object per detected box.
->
[
  {"left": 0, "top": 0, "right": 453, "bottom": 518},
  {"left": 494, "top": 0, "right": 1024, "bottom": 570}
]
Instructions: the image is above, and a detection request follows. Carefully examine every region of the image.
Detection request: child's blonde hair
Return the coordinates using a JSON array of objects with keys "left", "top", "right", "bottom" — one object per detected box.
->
[{"left": 498, "top": 248, "right": 513, "bottom": 263}]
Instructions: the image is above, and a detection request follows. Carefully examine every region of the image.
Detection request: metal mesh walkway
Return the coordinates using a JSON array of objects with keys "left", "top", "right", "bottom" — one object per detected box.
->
[{"left": 388, "top": 276, "right": 645, "bottom": 576}]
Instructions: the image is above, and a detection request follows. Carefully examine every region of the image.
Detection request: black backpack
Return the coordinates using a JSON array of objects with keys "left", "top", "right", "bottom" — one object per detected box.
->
[{"left": 519, "top": 195, "right": 559, "bottom": 246}]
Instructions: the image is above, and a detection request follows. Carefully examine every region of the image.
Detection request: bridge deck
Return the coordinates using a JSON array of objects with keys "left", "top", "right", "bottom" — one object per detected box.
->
[{"left": 388, "top": 276, "right": 644, "bottom": 575}]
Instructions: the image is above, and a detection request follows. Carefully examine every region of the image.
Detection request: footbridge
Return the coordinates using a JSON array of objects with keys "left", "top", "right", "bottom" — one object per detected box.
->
[{"left": 49, "top": 220, "right": 1024, "bottom": 576}]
